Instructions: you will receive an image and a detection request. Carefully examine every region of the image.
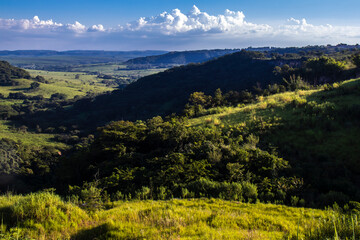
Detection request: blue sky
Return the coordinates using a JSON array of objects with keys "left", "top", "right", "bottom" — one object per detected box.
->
[{"left": 1, "top": 0, "right": 360, "bottom": 50}]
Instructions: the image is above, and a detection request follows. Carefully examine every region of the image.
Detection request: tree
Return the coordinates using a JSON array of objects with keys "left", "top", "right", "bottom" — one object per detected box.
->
[
  {"left": 212, "top": 88, "right": 223, "bottom": 106},
  {"left": 352, "top": 54, "right": 360, "bottom": 68},
  {"left": 188, "top": 92, "right": 211, "bottom": 106},
  {"left": 30, "top": 82, "right": 40, "bottom": 90},
  {"left": 0, "top": 138, "right": 21, "bottom": 174},
  {"left": 34, "top": 75, "right": 47, "bottom": 83}
]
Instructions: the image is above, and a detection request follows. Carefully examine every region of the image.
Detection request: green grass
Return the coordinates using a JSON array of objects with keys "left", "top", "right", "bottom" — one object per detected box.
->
[
  {"left": 0, "top": 120, "right": 67, "bottom": 149},
  {"left": 27, "top": 70, "right": 114, "bottom": 98},
  {"left": 0, "top": 70, "right": 116, "bottom": 148},
  {"left": 71, "top": 63, "right": 168, "bottom": 79},
  {"left": 0, "top": 71, "right": 114, "bottom": 99},
  {"left": 0, "top": 192, "right": 340, "bottom": 240}
]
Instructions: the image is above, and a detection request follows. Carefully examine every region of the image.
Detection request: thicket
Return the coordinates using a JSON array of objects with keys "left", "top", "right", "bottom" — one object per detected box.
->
[{"left": 56, "top": 116, "right": 307, "bottom": 208}]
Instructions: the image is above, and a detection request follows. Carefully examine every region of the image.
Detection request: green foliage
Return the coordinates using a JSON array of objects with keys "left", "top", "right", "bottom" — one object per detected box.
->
[
  {"left": 188, "top": 78, "right": 360, "bottom": 207},
  {"left": 304, "top": 56, "right": 347, "bottom": 84},
  {"left": 283, "top": 75, "right": 312, "bottom": 91},
  {"left": 352, "top": 54, "right": 360, "bottom": 68},
  {"left": 60, "top": 115, "right": 294, "bottom": 204}
]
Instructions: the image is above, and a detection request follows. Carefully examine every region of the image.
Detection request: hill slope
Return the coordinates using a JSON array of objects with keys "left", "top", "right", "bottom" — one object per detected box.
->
[
  {"left": 189, "top": 78, "right": 360, "bottom": 206},
  {"left": 40, "top": 50, "right": 280, "bottom": 129},
  {"left": 0, "top": 60, "right": 31, "bottom": 86}
]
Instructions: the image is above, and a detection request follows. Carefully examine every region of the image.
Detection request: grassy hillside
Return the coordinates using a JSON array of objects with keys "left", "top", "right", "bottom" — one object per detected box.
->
[
  {"left": 0, "top": 120, "right": 67, "bottom": 148},
  {"left": 26, "top": 70, "right": 114, "bottom": 98},
  {"left": 188, "top": 78, "right": 360, "bottom": 206},
  {"left": 0, "top": 191, "right": 348, "bottom": 240}
]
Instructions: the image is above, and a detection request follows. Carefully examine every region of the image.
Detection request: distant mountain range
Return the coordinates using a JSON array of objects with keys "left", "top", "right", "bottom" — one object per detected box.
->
[
  {"left": 0, "top": 50, "right": 168, "bottom": 70},
  {"left": 0, "top": 50, "right": 167, "bottom": 57}
]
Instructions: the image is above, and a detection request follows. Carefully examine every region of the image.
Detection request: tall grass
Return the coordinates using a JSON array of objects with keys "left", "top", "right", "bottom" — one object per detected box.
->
[{"left": 0, "top": 192, "right": 338, "bottom": 240}]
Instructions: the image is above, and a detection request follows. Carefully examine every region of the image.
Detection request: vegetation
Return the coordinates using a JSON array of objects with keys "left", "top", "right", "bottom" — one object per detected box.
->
[
  {"left": 1, "top": 191, "right": 357, "bottom": 240},
  {"left": 1, "top": 45, "right": 360, "bottom": 239},
  {"left": 0, "top": 60, "right": 30, "bottom": 86}
]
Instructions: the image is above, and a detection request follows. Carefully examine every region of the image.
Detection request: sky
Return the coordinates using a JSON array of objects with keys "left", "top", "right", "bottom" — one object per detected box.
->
[{"left": 1, "top": 0, "right": 360, "bottom": 50}]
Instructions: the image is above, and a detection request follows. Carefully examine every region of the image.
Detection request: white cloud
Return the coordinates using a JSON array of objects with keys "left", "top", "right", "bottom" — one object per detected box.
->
[
  {"left": 66, "top": 21, "right": 86, "bottom": 33},
  {"left": 121, "top": 5, "right": 271, "bottom": 35},
  {"left": 0, "top": 6, "right": 360, "bottom": 50},
  {"left": 88, "top": 24, "right": 105, "bottom": 32}
]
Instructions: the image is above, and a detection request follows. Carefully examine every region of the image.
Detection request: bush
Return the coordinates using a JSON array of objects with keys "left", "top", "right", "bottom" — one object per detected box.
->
[
  {"left": 186, "top": 178, "right": 245, "bottom": 201},
  {"left": 241, "top": 182, "right": 258, "bottom": 203}
]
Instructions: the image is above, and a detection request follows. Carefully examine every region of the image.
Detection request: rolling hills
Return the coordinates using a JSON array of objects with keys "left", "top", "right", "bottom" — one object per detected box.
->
[{"left": 39, "top": 50, "right": 281, "bottom": 130}]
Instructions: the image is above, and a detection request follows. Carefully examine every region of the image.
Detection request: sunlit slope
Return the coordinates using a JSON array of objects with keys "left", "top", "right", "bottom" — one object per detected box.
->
[{"left": 188, "top": 78, "right": 360, "bottom": 203}]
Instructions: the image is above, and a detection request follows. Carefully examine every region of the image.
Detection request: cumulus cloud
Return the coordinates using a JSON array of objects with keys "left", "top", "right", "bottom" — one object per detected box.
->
[
  {"left": 88, "top": 24, "right": 105, "bottom": 32},
  {"left": 0, "top": 6, "right": 360, "bottom": 50},
  {"left": 122, "top": 5, "right": 271, "bottom": 35}
]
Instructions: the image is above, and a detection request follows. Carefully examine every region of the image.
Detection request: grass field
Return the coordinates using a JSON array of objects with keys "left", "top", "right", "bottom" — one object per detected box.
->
[
  {"left": 0, "top": 70, "right": 117, "bottom": 148},
  {"left": 27, "top": 70, "right": 115, "bottom": 98},
  {"left": 71, "top": 63, "right": 168, "bottom": 79},
  {"left": 0, "top": 71, "right": 114, "bottom": 99},
  {"left": 1, "top": 191, "right": 347, "bottom": 240},
  {"left": 0, "top": 120, "right": 67, "bottom": 149}
]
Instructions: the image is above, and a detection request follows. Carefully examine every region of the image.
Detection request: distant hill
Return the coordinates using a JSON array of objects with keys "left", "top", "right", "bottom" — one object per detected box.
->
[
  {"left": 0, "top": 50, "right": 167, "bottom": 70},
  {"left": 125, "top": 49, "right": 241, "bottom": 67},
  {"left": 0, "top": 50, "right": 167, "bottom": 58},
  {"left": 246, "top": 44, "right": 360, "bottom": 57}
]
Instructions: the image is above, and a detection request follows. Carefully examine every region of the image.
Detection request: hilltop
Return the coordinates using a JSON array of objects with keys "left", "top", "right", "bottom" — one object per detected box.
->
[{"left": 125, "top": 49, "right": 241, "bottom": 67}]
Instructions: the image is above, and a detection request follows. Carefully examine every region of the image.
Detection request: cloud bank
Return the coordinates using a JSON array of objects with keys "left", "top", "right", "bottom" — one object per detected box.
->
[{"left": 1, "top": 5, "right": 360, "bottom": 50}]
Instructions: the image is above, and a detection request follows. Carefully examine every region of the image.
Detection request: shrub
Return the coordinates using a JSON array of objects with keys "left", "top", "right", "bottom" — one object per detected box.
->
[
  {"left": 241, "top": 182, "right": 258, "bottom": 203},
  {"left": 186, "top": 179, "right": 244, "bottom": 201}
]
